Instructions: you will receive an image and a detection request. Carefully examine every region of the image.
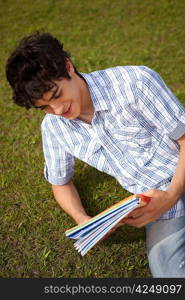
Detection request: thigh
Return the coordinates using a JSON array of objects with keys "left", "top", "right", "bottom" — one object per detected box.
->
[{"left": 145, "top": 215, "right": 185, "bottom": 278}]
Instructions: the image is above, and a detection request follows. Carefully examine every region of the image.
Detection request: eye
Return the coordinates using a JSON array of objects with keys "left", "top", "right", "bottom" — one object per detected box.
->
[
  {"left": 35, "top": 105, "right": 47, "bottom": 110},
  {"left": 54, "top": 92, "right": 62, "bottom": 99},
  {"left": 40, "top": 106, "right": 47, "bottom": 110}
]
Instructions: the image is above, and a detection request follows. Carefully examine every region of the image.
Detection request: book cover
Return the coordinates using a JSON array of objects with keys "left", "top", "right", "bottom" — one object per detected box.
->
[{"left": 65, "top": 194, "right": 151, "bottom": 256}]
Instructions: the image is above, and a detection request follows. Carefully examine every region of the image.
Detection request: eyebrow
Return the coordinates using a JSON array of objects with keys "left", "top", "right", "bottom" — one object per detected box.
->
[{"left": 34, "top": 86, "right": 59, "bottom": 109}]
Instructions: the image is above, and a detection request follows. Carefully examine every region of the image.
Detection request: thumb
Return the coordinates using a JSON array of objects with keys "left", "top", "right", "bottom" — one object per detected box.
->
[
  {"left": 137, "top": 192, "right": 153, "bottom": 204},
  {"left": 140, "top": 189, "right": 156, "bottom": 197}
]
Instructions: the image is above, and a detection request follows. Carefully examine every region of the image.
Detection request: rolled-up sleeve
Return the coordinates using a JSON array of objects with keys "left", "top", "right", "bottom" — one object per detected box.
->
[
  {"left": 41, "top": 122, "right": 75, "bottom": 185},
  {"left": 135, "top": 67, "right": 185, "bottom": 140}
]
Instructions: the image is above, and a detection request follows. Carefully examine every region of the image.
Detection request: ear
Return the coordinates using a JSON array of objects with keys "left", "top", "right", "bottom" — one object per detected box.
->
[{"left": 65, "top": 59, "right": 75, "bottom": 75}]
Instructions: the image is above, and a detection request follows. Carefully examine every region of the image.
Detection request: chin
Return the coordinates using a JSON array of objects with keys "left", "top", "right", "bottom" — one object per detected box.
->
[
  {"left": 67, "top": 113, "right": 79, "bottom": 120},
  {"left": 67, "top": 116, "right": 76, "bottom": 120}
]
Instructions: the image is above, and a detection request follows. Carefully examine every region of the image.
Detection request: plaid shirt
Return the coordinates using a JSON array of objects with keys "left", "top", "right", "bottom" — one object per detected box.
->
[{"left": 41, "top": 66, "right": 185, "bottom": 219}]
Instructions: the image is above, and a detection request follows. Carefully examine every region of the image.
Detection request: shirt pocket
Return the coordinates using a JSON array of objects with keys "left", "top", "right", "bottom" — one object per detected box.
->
[{"left": 113, "top": 124, "right": 152, "bottom": 148}]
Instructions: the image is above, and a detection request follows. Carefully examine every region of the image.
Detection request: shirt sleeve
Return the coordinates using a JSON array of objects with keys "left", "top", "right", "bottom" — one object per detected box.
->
[
  {"left": 135, "top": 67, "right": 185, "bottom": 140},
  {"left": 41, "top": 122, "right": 75, "bottom": 185}
]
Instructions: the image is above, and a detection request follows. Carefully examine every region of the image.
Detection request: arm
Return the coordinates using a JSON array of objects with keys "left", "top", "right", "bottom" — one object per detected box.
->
[
  {"left": 166, "top": 135, "right": 185, "bottom": 200},
  {"left": 121, "top": 68, "right": 185, "bottom": 228},
  {"left": 41, "top": 120, "right": 91, "bottom": 225},
  {"left": 123, "top": 134, "right": 185, "bottom": 228},
  {"left": 52, "top": 181, "right": 91, "bottom": 225}
]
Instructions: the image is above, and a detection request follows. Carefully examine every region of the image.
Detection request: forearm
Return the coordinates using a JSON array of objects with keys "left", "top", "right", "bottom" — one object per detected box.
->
[
  {"left": 52, "top": 181, "right": 91, "bottom": 224},
  {"left": 167, "top": 135, "right": 185, "bottom": 201}
]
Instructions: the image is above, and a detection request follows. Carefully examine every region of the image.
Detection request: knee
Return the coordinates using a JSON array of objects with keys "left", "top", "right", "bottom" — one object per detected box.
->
[
  {"left": 148, "top": 242, "right": 169, "bottom": 277},
  {"left": 148, "top": 239, "right": 185, "bottom": 278}
]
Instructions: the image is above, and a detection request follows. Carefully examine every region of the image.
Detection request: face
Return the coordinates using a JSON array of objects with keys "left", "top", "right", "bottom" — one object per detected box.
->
[{"left": 34, "top": 62, "right": 84, "bottom": 120}]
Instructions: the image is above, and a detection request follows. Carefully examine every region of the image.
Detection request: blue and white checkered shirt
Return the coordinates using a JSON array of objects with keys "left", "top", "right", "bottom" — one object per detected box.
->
[{"left": 41, "top": 66, "right": 185, "bottom": 220}]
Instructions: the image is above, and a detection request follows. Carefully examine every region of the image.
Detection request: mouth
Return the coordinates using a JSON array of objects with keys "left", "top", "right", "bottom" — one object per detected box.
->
[{"left": 62, "top": 104, "right": 72, "bottom": 117}]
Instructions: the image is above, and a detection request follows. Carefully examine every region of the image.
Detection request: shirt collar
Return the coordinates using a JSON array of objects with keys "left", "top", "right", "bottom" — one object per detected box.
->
[
  {"left": 79, "top": 71, "right": 111, "bottom": 112},
  {"left": 59, "top": 71, "right": 111, "bottom": 125}
]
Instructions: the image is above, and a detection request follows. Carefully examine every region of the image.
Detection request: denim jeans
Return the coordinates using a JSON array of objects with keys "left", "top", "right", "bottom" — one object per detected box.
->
[{"left": 146, "top": 214, "right": 185, "bottom": 278}]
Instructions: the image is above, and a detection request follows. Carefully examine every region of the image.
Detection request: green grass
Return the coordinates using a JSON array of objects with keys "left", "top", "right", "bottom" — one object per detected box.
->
[{"left": 1, "top": 0, "right": 185, "bottom": 278}]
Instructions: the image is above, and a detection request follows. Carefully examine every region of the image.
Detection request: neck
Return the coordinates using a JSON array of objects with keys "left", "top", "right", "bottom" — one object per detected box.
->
[{"left": 78, "top": 76, "right": 94, "bottom": 123}]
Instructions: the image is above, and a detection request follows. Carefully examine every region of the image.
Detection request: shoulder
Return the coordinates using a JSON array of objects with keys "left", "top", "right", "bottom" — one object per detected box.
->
[
  {"left": 41, "top": 113, "right": 54, "bottom": 131},
  {"left": 81, "top": 66, "right": 159, "bottom": 90},
  {"left": 88, "top": 65, "right": 159, "bottom": 85},
  {"left": 41, "top": 113, "right": 66, "bottom": 134}
]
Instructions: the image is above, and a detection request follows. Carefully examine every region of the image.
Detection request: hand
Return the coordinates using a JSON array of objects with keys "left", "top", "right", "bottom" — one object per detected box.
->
[
  {"left": 77, "top": 215, "right": 92, "bottom": 225},
  {"left": 121, "top": 189, "right": 178, "bottom": 228}
]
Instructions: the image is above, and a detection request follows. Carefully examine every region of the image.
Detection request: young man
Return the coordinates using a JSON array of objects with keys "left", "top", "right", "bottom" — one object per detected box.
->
[{"left": 6, "top": 33, "right": 185, "bottom": 277}]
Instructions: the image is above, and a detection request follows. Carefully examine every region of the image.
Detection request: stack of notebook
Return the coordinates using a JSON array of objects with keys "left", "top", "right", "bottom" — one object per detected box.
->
[{"left": 65, "top": 194, "right": 150, "bottom": 256}]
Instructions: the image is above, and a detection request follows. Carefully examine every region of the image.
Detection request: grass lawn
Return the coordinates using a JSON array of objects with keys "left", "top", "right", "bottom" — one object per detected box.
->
[{"left": 1, "top": 0, "right": 185, "bottom": 278}]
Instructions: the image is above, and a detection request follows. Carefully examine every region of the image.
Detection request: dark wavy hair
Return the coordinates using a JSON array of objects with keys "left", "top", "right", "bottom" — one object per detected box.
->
[{"left": 6, "top": 32, "right": 79, "bottom": 109}]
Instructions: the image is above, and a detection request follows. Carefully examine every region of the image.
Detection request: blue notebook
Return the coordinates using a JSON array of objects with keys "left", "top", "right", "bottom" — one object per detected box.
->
[{"left": 65, "top": 194, "right": 150, "bottom": 256}]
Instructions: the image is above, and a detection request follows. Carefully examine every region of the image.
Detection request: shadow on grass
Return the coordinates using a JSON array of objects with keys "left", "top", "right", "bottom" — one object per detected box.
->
[
  {"left": 104, "top": 225, "right": 146, "bottom": 246},
  {"left": 74, "top": 160, "right": 129, "bottom": 214}
]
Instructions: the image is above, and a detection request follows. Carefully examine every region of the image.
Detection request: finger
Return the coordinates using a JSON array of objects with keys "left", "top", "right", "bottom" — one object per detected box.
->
[
  {"left": 120, "top": 214, "right": 142, "bottom": 224},
  {"left": 127, "top": 210, "right": 144, "bottom": 219},
  {"left": 128, "top": 203, "right": 153, "bottom": 218},
  {"left": 127, "top": 212, "right": 144, "bottom": 219},
  {"left": 122, "top": 215, "right": 149, "bottom": 228},
  {"left": 128, "top": 206, "right": 147, "bottom": 215}
]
